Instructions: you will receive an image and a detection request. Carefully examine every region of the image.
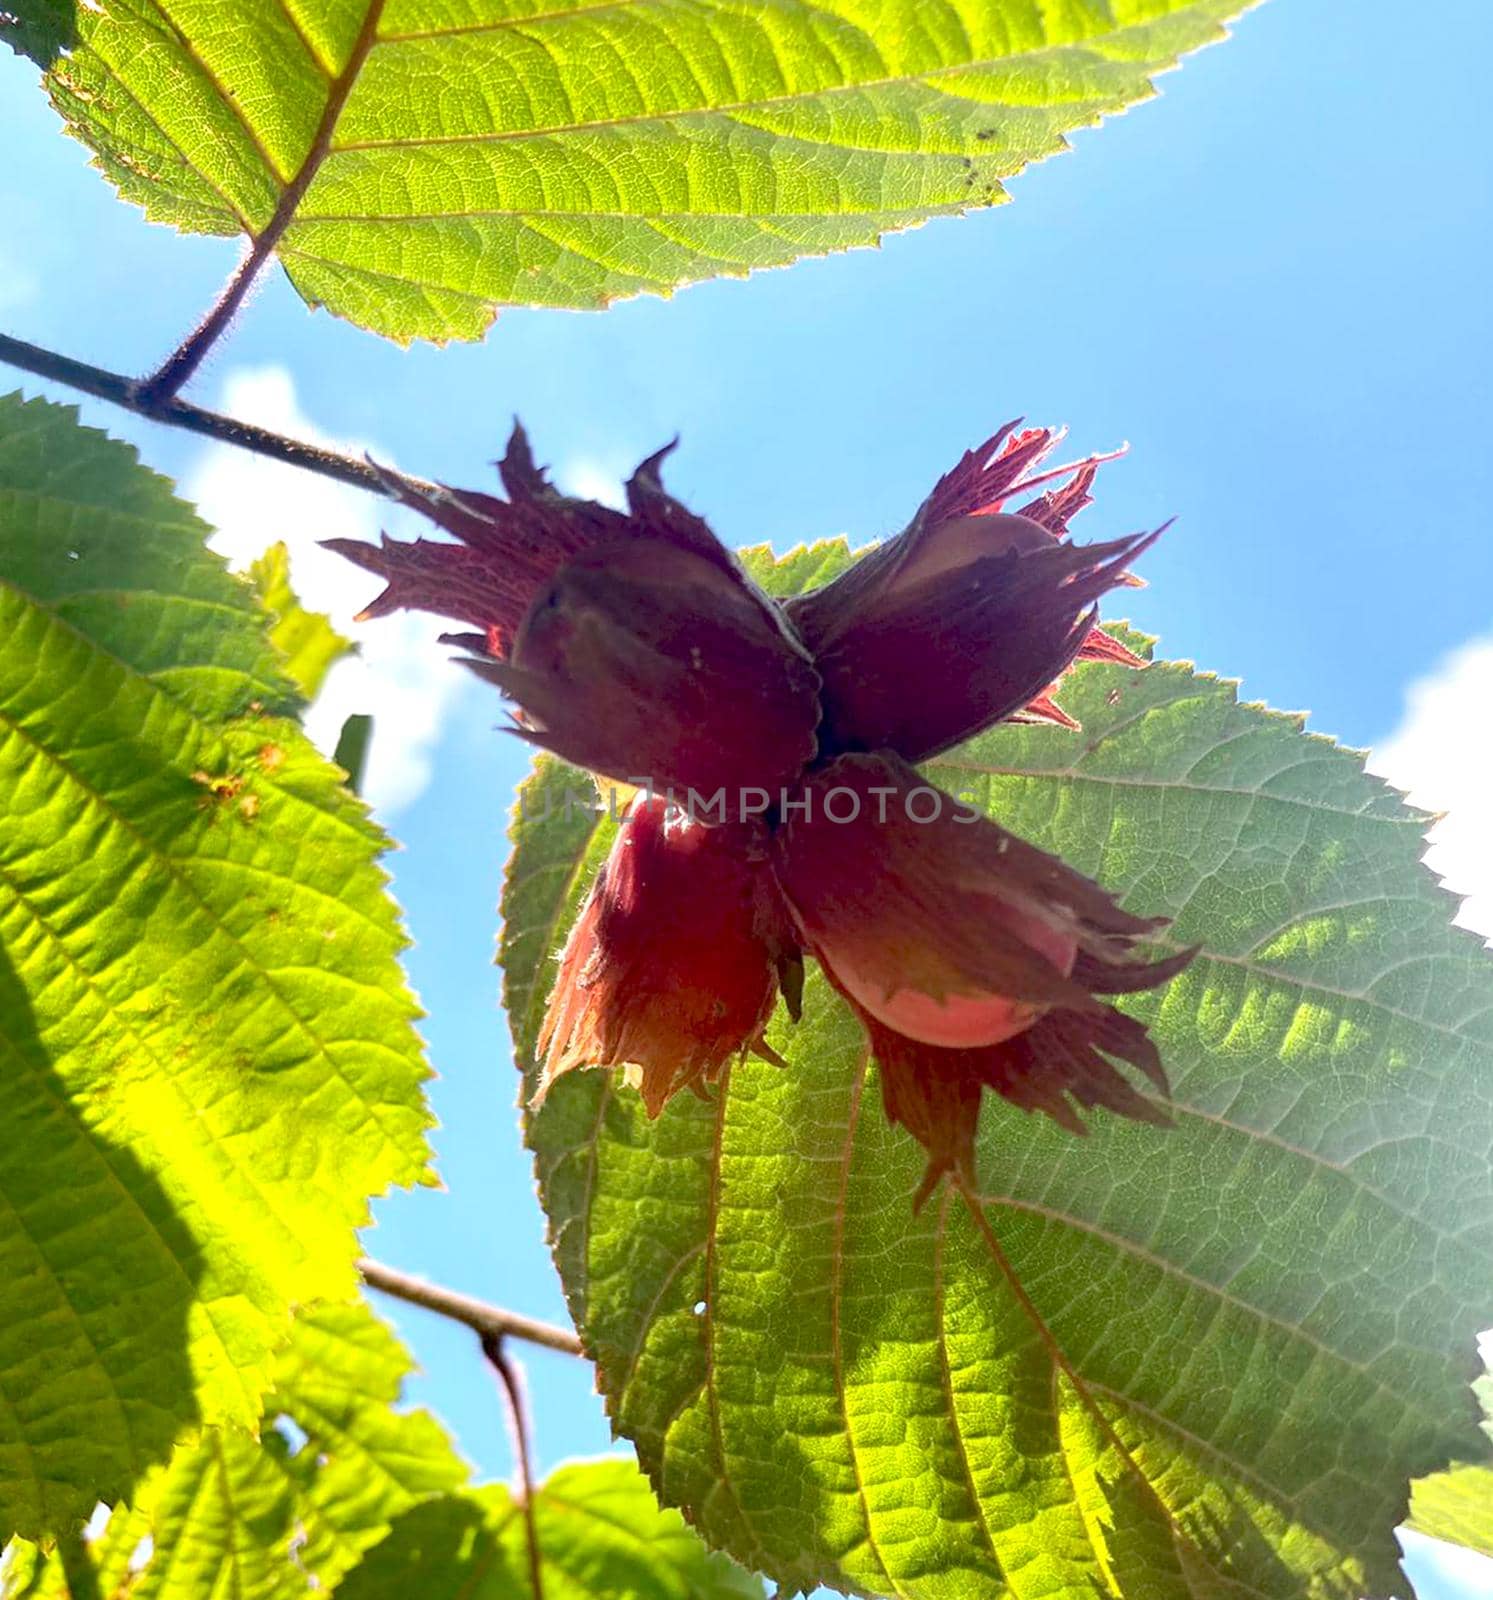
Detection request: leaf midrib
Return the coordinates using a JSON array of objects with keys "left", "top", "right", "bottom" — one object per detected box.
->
[
  {"left": 701, "top": 1068, "right": 780, "bottom": 1583},
  {"left": 958, "top": 1190, "right": 1214, "bottom": 1600},
  {"left": 627, "top": 1044, "right": 1447, "bottom": 1594},
  {"left": 930, "top": 1189, "right": 1005, "bottom": 1576},
  {"left": 827, "top": 1058, "right": 904, "bottom": 1594}
]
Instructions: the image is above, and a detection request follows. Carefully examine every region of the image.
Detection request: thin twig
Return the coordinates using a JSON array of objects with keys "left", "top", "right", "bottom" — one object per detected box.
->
[
  {"left": 0, "top": 332, "right": 434, "bottom": 497},
  {"left": 136, "top": 0, "right": 390, "bottom": 403},
  {"left": 358, "top": 1256, "right": 585, "bottom": 1357},
  {"left": 483, "top": 1333, "right": 546, "bottom": 1600}
]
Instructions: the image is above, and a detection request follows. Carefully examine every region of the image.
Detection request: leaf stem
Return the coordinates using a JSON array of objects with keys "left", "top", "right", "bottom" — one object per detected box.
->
[
  {"left": 0, "top": 331, "right": 433, "bottom": 497},
  {"left": 358, "top": 1256, "right": 585, "bottom": 1357},
  {"left": 134, "top": 238, "right": 281, "bottom": 409},
  {"left": 135, "top": 0, "right": 390, "bottom": 403},
  {"left": 483, "top": 1333, "right": 547, "bottom": 1600},
  {"left": 55, "top": 1528, "right": 103, "bottom": 1600}
]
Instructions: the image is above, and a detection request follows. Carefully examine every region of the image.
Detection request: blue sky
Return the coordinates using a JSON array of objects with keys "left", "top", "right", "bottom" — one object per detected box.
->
[{"left": 3, "top": 1, "right": 1492, "bottom": 1595}]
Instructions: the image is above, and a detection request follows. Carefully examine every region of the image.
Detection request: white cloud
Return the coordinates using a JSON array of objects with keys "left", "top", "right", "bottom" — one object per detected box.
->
[
  {"left": 186, "top": 366, "right": 468, "bottom": 817},
  {"left": 1368, "top": 636, "right": 1493, "bottom": 943},
  {"left": 555, "top": 455, "right": 628, "bottom": 509}
]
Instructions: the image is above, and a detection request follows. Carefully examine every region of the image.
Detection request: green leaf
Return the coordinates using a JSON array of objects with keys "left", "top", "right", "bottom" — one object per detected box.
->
[
  {"left": 1, "top": 1505, "right": 153, "bottom": 1600},
  {"left": 26, "top": 0, "right": 1253, "bottom": 344},
  {"left": 256, "top": 1300, "right": 469, "bottom": 1587},
  {"left": 4, "top": 1299, "right": 467, "bottom": 1600},
  {"left": 132, "top": 1432, "right": 309, "bottom": 1600},
  {"left": 248, "top": 540, "right": 355, "bottom": 703},
  {"left": 121, "top": 1301, "right": 466, "bottom": 1600},
  {"left": 503, "top": 540, "right": 1493, "bottom": 1599},
  {"left": 8, "top": 1341, "right": 760, "bottom": 1600},
  {"left": 0, "top": 392, "right": 434, "bottom": 1541},
  {"left": 338, "top": 1457, "right": 765, "bottom": 1598},
  {"left": 1409, "top": 1466, "right": 1493, "bottom": 1565},
  {"left": 1408, "top": 1367, "right": 1493, "bottom": 1559}
]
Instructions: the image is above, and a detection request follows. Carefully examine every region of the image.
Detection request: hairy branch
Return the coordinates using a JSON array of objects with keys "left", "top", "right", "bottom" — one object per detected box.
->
[
  {"left": 135, "top": 241, "right": 281, "bottom": 410},
  {"left": 484, "top": 1333, "right": 546, "bottom": 1600},
  {"left": 358, "top": 1257, "right": 585, "bottom": 1357},
  {"left": 0, "top": 332, "right": 434, "bottom": 497}
]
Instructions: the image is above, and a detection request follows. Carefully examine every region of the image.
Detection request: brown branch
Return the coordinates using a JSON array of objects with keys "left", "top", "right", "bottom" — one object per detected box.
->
[
  {"left": 0, "top": 331, "right": 434, "bottom": 497},
  {"left": 358, "top": 1256, "right": 585, "bottom": 1357},
  {"left": 136, "top": 0, "right": 390, "bottom": 403},
  {"left": 360, "top": 1257, "right": 573, "bottom": 1594},
  {"left": 483, "top": 1333, "right": 546, "bottom": 1600}
]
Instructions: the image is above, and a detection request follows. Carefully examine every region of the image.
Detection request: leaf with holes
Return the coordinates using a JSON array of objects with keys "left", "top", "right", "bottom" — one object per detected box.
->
[
  {"left": 7, "top": 0, "right": 1255, "bottom": 343},
  {"left": 0, "top": 1503, "right": 154, "bottom": 1600},
  {"left": 3, "top": 1300, "right": 468, "bottom": 1599},
  {"left": 502, "top": 538, "right": 1493, "bottom": 1599},
  {"left": 0, "top": 391, "right": 434, "bottom": 1541},
  {"left": 256, "top": 1299, "right": 469, "bottom": 1588},
  {"left": 338, "top": 1456, "right": 766, "bottom": 1598}
]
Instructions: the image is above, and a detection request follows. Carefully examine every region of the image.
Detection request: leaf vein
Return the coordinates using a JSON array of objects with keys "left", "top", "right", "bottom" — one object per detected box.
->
[
  {"left": 828, "top": 1057, "right": 904, "bottom": 1593},
  {"left": 328, "top": 35, "right": 1179, "bottom": 152},
  {"left": 375, "top": 0, "right": 646, "bottom": 44}
]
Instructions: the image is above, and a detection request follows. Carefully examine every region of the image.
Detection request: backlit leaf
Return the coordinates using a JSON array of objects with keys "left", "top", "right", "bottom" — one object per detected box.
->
[
  {"left": 2, "top": 1300, "right": 467, "bottom": 1599},
  {"left": 19, "top": 0, "right": 1253, "bottom": 343},
  {"left": 0, "top": 392, "right": 434, "bottom": 1541},
  {"left": 338, "top": 1457, "right": 765, "bottom": 1598},
  {"left": 504, "top": 539, "right": 1493, "bottom": 1598}
]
